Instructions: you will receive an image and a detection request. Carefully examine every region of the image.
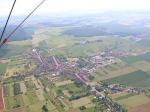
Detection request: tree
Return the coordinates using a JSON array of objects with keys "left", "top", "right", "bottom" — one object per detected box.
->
[
  {"left": 79, "top": 106, "right": 86, "bottom": 110},
  {"left": 42, "top": 105, "right": 49, "bottom": 112}
]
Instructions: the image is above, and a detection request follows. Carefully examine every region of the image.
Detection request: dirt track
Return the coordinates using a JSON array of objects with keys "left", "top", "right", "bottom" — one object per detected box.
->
[{"left": 128, "top": 102, "right": 150, "bottom": 112}]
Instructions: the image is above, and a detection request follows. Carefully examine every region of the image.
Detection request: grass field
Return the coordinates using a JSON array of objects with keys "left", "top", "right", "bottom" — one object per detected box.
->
[
  {"left": 27, "top": 91, "right": 39, "bottom": 104},
  {"left": 96, "top": 66, "right": 137, "bottom": 80},
  {"left": 71, "top": 97, "right": 91, "bottom": 108},
  {"left": 102, "top": 70, "right": 150, "bottom": 87},
  {"left": 85, "top": 42, "right": 110, "bottom": 53},
  {"left": 1, "top": 44, "right": 30, "bottom": 58},
  {"left": 85, "top": 103, "right": 95, "bottom": 108},
  {"left": 8, "top": 85, "right": 13, "bottom": 96},
  {"left": 68, "top": 45, "right": 90, "bottom": 57},
  {"left": 55, "top": 80, "right": 73, "bottom": 87},
  {"left": 44, "top": 92, "right": 55, "bottom": 100},
  {"left": 5, "top": 107, "right": 27, "bottom": 112},
  {"left": 8, "top": 40, "right": 31, "bottom": 46},
  {"left": 31, "top": 34, "right": 50, "bottom": 47},
  {"left": 138, "top": 39, "right": 150, "bottom": 47},
  {"left": 35, "top": 89, "right": 45, "bottom": 101},
  {"left": 117, "top": 95, "right": 150, "bottom": 109},
  {"left": 22, "top": 94, "right": 30, "bottom": 106},
  {"left": 82, "top": 107, "right": 99, "bottom": 112},
  {"left": 4, "top": 95, "right": 25, "bottom": 110},
  {"left": 132, "top": 61, "right": 150, "bottom": 72},
  {"left": 29, "top": 101, "right": 56, "bottom": 112},
  {"left": 0, "top": 63, "right": 8, "bottom": 74},
  {"left": 9, "top": 60, "right": 24, "bottom": 66},
  {"left": 120, "top": 54, "right": 150, "bottom": 64}
]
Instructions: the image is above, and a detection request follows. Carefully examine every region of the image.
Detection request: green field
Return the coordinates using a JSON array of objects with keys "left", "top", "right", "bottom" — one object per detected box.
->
[
  {"left": 116, "top": 95, "right": 150, "bottom": 109},
  {"left": 68, "top": 45, "right": 90, "bottom": 57},
  {"left": 132, "top": 61, "right": 150, "bottom": 72},
  {"left": 102, "top": 70, "right": 150, "bottom": 87},
  {"left": 22, "top": 94, "right": 30, "bottom": 106},
  {"left": 44, "top": 92, "right": 55, "bottom": 100},
  {"left": 120, "top": 54, "right": 150, "bottom": 64},
  {"left": 0, "top": 44, "right": 30, "bottom": 58},
  {"left": 82, "top": 106, "right": 99, "bottom": 112},
  {"left": 0, "top": 63, "right": 8, "bottom": 73},
  {"left": 27, "top": 91, "right": 39, "bottom": 104},
  {"left": 4, "top": 94, "right": 25, "bottom": 110},
  {"left": 29, "top": 101, "right": 56, "bottom": 112},
  {"left": 9, "top": 60, "right": 24, "bottom": 66},
  {"left": 138, "top": 39, "right": 150, "bottom": 47},
  {"left": 8, "top": 40, "right": 31, "bottom": 46}
]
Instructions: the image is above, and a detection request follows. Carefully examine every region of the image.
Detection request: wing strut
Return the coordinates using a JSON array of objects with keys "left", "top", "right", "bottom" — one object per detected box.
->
[
  {"left": 0, "top": 0, "right": 17, "bottom": 42},
  {"left": 0, "top": 0, "right": 45, "bottom": 48}
]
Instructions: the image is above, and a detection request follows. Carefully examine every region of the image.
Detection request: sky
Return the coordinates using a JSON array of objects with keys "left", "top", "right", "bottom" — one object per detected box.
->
[{"left": 0, "top": 0, "right": 150, "bottom": 16}]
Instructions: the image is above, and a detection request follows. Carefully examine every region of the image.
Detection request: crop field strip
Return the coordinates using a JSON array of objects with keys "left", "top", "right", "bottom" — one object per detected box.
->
[
  {"left": 29, "top": 101, "right": 57, "bottom": 112},
  {"left": 117, "top": 95, "right": 150, "bottom": 109},
  {"left": 102, "top": 70, "right": 150, "bottom": 87},
  {"left": 35, "top": 89, "right": 45, "bottom": 101},
  {"left": 128, "top": 102, "right": 150, "bottom": 112},
  {"left": 96, "top": 66, "right": 137, "bottom": 81},
  {"left": 0, "top": 85, "right": 4, "bottom": 110},
  {"left": 20, "top": 82, "right": 27, "bottom": 94},
  {"left": 0, "top": 63, "right": 8, "bottom": 74},
  {"left": 120, "top": 54, "right": 150, "bottom": 64},
  {"left": 4, "top": 94, "right": 25, "bottom": 110},
  {"left": 132, "top": 61, "right": 150, "bottom": 72}
]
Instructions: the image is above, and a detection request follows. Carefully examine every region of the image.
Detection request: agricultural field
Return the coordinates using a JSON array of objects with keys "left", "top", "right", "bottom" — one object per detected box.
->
[
  {"left": 114, "top": 94, "right": 150, "bottom": 109},
  {"left": 128, "top": 102, "right": 150, "bottom": 112},
  {"left": 4, "top": 94, "right": 25, "bottom": 110},
  {"left": 3, "top": 86, "right": 10, "bottom": 97},
  {"left": 138, "top": 39, "right": 150, "bottom": 47},
  {"left": 120, "top": 54, "right": 150, "bottom": 64},
  {"left": 2, "top": 13, "right": 150, "bottom": 112},
  {"left": 31, "top": 34, "right": 50, "bottom": 47},
  {"left": 0, "top": 63, "right": 8, "bottom": 74},
  {"left": 62, "top": 90, "right": 72, "bottom": 98},
  {"left": 102, "top": 70, "right": 150, "bottom": 87},
  {"left": 55, "top": 80, "right": 73, "bottom": 87},
  {"left": 6, "top": 63, "right": 28, "bottom": 76},
  {"left": 20, "top": 82, "right": 27, "bottom": 94},
  {"left": 8, "top": 40, "right": 31, "bottom": 46},
  {"left": 8, "top": 60, "right": 24, "bottom": 66},
  {"left": 44, "top": 92, "right": 55, "bottom": 100},
  {"left": 132, "top": 61, "right": 150, "bottom": 72},
  {"left": 33, "top": 80, "right": 41, "bottom": 89},
  {"left": 96, "top": 66, "right": 137, "bottom": 80},
  {"left": 0, "top": 44, "right": 30, "bottom": 58},
  {"left": 71, "top": 97, "right": 91, "bottom": 108},
  {"left": 25, "top": 81, "right": 35, "bottom": 92},
  {"left": 22, "top": 94, "right": 30, "bottom": 106},
  {"left": 82, "top": 107, "right": 99, "bottom": 112},
  {"left": 35, "top": 89, "right": 45, "bottom": 101},
  {"left": 8, "top": 85, "right": 14, "bottom": 96},
  {"left": 4, "top": 107, "right": 27, "bottom": 112},
  {"left": 0, "top": 85, "right": 4, "bottom": 111},
  {"left": 28, "top": 101, "right": 57, "bottom": 112},
  {"left": 27, "top": 91, "right": 39, "bottom": 104}
]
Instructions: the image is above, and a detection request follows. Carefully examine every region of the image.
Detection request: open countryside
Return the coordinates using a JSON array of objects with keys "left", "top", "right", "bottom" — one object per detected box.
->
[{"left": 1, "top": 10, "right": 150, "bottom": 112}]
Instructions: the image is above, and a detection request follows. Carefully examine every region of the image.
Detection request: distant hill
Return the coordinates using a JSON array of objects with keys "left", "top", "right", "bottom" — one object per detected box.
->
[{"left": 0, "top": 25, "right": 29, "bottom": 42}]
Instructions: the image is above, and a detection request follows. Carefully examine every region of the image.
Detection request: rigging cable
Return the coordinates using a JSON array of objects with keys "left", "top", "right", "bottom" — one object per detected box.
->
[
  {"left": 0, "top": 0, "right": 45, "bottom": 48},
  {"left": 0, "top": 0, "right": 17, "bottom": 42}
]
